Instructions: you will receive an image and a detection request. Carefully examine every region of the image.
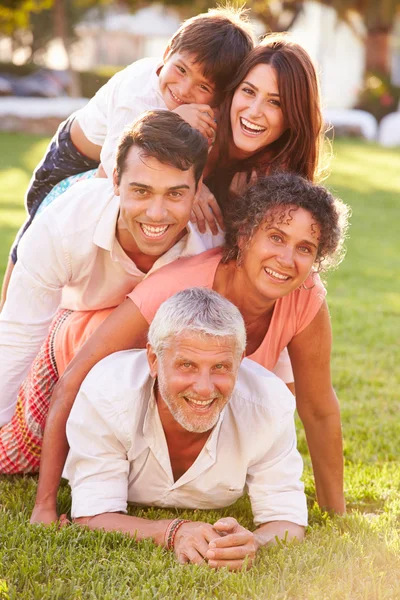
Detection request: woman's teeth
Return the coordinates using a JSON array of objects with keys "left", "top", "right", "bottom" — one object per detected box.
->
[
  {"left": 264, "top": 267, "right": 290, "bottom": 281},
  {"left": 240, "top": 117, "right": 266, "bottom": 134},
  {"left": 140, "top": 224, "right": 169, "bottom": 238}
]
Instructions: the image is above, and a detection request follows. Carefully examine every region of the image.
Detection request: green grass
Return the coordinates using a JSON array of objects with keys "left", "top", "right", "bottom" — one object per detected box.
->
[{"left": 1, "top": 134, "right": 399, "bottom": 599}]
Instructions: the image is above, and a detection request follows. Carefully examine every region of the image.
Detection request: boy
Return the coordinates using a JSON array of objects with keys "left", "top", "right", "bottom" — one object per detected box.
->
[{"left": 1, "top": 7, "right": 254, "bottom": 303}]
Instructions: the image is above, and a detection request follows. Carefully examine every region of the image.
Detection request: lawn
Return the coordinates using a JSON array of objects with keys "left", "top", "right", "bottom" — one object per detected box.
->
[{"left": 0, "top": 133, "right": 399, "bottom": 599}]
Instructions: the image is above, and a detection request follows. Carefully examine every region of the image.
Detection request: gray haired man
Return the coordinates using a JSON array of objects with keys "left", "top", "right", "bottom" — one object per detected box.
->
[{"left": 65, "top": 288, "right": 307, "bottom": 571}]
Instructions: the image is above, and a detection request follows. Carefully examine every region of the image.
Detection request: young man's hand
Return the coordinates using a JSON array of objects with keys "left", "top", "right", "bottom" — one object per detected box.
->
[
  {"left": 190, "top": 183, "right": 225, "bottom": 235},
  {"left": 205, "top": 517, "right": 257, "bottom": 571},
  {"left": 30, "top": 505, "right": 59, "bottom": 526},
  {"left": 173, "top": 104, "right": 217, "bottom": 144},
  {"left": 173, "top": 521, "right": 221, "bottom": 565}
]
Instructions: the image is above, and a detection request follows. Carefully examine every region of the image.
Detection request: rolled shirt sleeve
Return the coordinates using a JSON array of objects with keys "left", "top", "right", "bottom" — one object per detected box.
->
[
  {"left": 0, "top": 211, "right": 70, "bottom": 426},
  {"left": 246, "top": 412, "right": 308, "bottom": 527},
  {"left": 76, "top": 68, "right": 126, "bottom": 147},
  {"left": 66, "top": 381, "right": 130, "bottom": 519}
]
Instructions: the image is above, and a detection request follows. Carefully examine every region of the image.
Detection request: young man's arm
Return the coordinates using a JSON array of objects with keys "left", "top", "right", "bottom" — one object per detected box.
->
[
  {"left": 31, "top": 299, "right": 149, "bottom": 524},
  {"left": 0, "top": 214, "right": 69, "bottom": 426},
  {"left": 0, "top": 257, "right": 15, "bottom": 312},
  {"left": 288, "top": 301, "right": 346, "bottom": 514}
]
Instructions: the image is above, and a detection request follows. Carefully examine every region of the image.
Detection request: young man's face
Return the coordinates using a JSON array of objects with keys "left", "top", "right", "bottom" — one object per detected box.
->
[
  {"left": 113, "top": 146, "right": 200, "bottom": 257},
  {"left": 159, "top": 51, "right": 217, "bottom": 109}
]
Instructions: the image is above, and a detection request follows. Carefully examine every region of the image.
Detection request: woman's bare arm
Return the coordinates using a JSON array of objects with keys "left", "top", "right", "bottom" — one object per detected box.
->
[
  {"left": 31, "top": 299, "right": 149, "bottom": 524},
  {"left": 288, "top": 300, "right": 346, "bottom": 514}
]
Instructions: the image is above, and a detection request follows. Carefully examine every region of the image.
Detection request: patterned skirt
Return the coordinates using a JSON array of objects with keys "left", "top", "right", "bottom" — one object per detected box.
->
[{"left": 0, "top": 309, "right": 72, "bottom": 474}]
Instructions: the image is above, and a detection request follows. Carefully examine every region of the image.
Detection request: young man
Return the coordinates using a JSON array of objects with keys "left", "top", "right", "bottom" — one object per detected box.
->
[
  {"left": 66, "top": 288, "right": 307, "bottom": 570},
  {"left": 0, "top": 110, "right": 223, "bottom": 432},
  {"left": 1, "top": 7, "right": 254, "bottom": 302}
]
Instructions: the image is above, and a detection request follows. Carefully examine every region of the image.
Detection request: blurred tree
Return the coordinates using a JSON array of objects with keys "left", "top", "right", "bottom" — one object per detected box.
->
[
  {"left": 162, "top": 0, "right": 398, "bottom": 75},
  {"left": 313, "top": 0, "right": 399, "bottom": 75},
  {"left": 0, "top": 0, "right": 115, "bottom": 95}
]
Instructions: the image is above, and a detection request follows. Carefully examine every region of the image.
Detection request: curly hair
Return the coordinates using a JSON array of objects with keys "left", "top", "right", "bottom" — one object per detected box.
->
[{"left": 222, "top": 173, "right": 350, "bottom": 273}]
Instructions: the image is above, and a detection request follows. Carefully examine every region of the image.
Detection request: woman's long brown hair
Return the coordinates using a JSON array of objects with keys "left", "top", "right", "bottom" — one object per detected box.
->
[{"left": 212, "top": 33, "right": 325, "bottom": 200}]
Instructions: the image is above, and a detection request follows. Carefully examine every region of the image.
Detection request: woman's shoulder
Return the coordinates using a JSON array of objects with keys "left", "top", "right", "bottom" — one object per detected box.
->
[
  {"left": 277, "top": 272, "right": 327, "bottom": 335},
  {"left": 151, "top": 247, "right": 222, "bottom": 279},
  {"left": 127, "top": 248, "right": 222, "bottom": 323}
]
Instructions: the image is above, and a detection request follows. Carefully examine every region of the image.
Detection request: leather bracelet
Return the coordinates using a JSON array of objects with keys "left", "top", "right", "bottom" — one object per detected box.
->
[{"left": 165, "top": 518, "right": 191, "bottom": 551}]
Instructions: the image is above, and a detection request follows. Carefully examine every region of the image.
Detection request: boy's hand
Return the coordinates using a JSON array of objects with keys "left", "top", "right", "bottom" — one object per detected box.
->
[
  {"left": 205, "top": 517, "right": 257, "bottom": 571},
  {"left": 30, "top": 504, "right": 59, "bottom": 526},
  {"left": 190, "top": 183, "right": 224, "bottom": 235},
  {"left": 173, "top": 104, "right": 217, "bottom": 144}
]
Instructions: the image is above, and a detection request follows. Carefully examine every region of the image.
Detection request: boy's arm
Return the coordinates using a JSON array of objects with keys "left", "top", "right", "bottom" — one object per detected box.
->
[
  {"left": 70, "top": 119, "right": 101, "bottom": 162},
  {"left": 0, "top": 215, "right": 69, "bottom": 426}
]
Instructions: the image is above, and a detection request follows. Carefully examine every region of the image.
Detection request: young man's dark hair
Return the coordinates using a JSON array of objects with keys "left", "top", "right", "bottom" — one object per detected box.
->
[
  {"left": 115, "top": 110, "right": 208, "bottom": 188},
  {"left": 166, "top": 6, "right": 255, "bottom": 100}
]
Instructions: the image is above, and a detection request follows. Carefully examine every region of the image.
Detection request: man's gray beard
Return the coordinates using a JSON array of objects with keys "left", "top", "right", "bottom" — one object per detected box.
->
[{"left": 157, "top": 362, "right": 222, "bottom": 433}]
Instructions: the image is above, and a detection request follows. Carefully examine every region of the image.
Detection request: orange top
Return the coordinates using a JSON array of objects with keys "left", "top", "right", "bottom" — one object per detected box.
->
[
  {"left": 128, "top": 248, "right": 327, "bottom": 372},
  {"left": 55, "top": 248, "right": 326, "bottom": 376}
]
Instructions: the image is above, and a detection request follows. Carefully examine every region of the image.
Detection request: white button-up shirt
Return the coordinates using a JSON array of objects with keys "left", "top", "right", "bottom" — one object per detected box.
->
[
  {"left": 77, "top": 57, "right": 166, "bottom": 178},
  {"left": 0, "top": 179, "right": 223, "bottom": 426},
  {"left": 65, "top": 350, "right": 307, "bottom": 527}
]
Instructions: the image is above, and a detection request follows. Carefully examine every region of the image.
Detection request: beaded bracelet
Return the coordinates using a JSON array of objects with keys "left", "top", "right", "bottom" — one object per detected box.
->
[{"left": 164, "top": 518, "right": 191, "bottom": 551}]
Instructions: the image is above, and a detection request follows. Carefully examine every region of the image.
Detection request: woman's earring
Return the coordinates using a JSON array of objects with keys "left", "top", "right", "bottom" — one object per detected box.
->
[{"left": 301, "top": 271, "right": 316, "bottom": 291}]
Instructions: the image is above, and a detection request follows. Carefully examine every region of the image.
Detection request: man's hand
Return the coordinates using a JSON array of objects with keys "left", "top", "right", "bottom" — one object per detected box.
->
[
  {"left": 190, "top": 183, "right": 224, "bottom": 235},
  {"left": 173, "top": 104, "right": 217, "bottom": 144},
  {"left": 173, "top": 521, "right": 221, "bottom": 566},
  {"left": 30, "top": 504, "right": 59, "bottom": 526},
  {"left": 205, "top": 517, "right": 257, "bottom": 571}
]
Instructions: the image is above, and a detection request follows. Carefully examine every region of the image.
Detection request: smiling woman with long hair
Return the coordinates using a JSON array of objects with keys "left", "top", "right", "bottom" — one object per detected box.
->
[{"left": 194, "top": 32, "right": 328, "bottom": 228}]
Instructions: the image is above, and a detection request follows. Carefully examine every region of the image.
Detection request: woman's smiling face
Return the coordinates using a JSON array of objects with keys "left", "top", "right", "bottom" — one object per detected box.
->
[
  {"left": 239, "top": 206, "right": 320, "bottom": 302},
  {"left": 229, "top": 63, "right": 286, "bottom": 159}
]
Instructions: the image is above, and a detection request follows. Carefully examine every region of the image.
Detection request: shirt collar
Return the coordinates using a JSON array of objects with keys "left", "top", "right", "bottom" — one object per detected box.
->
[
  {"left": 143, "top": 381, "right": 227, "bottom": 479},
  {"left": 94, "top": 205, "right": 217, "bottom": 270},
  {"left": 144, "top": 222, "right": 215, "bottom": 278}
]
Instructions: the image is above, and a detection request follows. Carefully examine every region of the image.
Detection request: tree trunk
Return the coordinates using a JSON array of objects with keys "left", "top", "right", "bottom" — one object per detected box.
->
[
  {"left": 365, "top": 28, "right": 391, "bottom": 74},
  {"left": 53, "top": 0, "right": 81, "bottom": 97}
]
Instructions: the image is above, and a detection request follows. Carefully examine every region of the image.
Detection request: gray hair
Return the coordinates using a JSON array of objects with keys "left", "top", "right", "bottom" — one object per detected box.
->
[{"left": 148, "top": 288, "right": 246, "bottom": 359}]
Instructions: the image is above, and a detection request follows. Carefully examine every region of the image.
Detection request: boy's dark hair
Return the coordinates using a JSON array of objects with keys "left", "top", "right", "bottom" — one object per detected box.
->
[
  {"left": 166, "top": 6, "right": 255, "bottom": 99},
  {"left": 223, "top": 173, "right": 350, "bottom": 273},
  {"left": 115, "top": 110, "right": 208, "bottom": 188}
]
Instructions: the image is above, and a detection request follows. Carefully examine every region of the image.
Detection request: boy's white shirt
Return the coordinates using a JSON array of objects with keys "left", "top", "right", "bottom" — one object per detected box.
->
[
  {"left": 76, "top": 57, "right": 166, "bottom": 178},
  {"left": 0, "top": 178, "right": 224, "bottom": 427}
]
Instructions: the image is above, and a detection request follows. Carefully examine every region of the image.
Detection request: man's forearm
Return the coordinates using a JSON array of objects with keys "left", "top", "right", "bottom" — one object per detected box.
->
[
  {"left": 75, "top": 513, "right": 171, "bottom": 547},
  {"left": 254, "top": 521, "right": 305, "bottom": 550},
  {"left": 33, "top": 380, "right": 78, "bottom": 514},
  {"left": 302, "top": 410, "right": 345, "bottom": 513}
]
